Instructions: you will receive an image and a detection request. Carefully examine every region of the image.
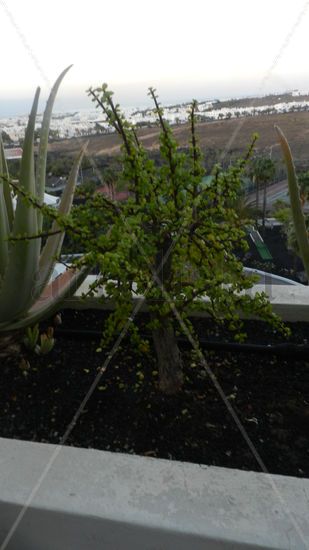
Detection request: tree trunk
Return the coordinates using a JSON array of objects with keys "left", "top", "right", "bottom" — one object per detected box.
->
[
  {"left": 152, "top": 321, "right": 184, "bottom": 395},
  {"left": 255, "top": 176, "right": 259, "bottom": 214},
  {"left": 262, "top": 180, "right": 267, "bottom": 232},
  {"left": 151, "top": 235, "right": 183, "bottom": 394}
]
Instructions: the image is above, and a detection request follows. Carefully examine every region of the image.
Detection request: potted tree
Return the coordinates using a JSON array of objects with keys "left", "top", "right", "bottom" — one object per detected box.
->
[{"left": 0, "top": 79, "right": 308, "bottom": 550}]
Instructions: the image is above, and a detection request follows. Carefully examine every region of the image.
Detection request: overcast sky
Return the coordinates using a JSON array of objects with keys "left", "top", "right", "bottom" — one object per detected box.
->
[{"left": 1, "top": 0, "right": 309, "bottom": 115}]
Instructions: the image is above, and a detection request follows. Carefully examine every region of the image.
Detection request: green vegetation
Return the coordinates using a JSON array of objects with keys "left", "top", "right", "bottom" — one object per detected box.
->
[
  {"left": 275, "top": 127, "right": 309, "bottom": 280},
  {"left": 298, "top": 170, "right": 309, "bottom": 206},
  {"left": 0, "top": 68, "right": 89, "bottom": 357},
  {"left": 76, "top": 84, "right": 287, "bottom": 394},
  {"left": 23, "top": 324, "right": 55, "bottom": 355},
  {"left": 249, "top": 156, "right": 276, "bottom": 227},
  {"left": 0, "top": 72, "right": 289, "bottom": 394}
]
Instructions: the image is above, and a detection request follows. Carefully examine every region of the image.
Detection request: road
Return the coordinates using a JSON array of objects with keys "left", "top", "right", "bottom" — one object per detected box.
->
[{"left": 247, "top": 179, "right": 289, "bottom": 208}]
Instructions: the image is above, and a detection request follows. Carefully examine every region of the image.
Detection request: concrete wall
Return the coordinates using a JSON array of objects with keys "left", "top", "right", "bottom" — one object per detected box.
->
[
  {"left": 0, "top": 438, "right": 308, "bottom": 549},
  {"left": 63, "top": 279, "right": 309, "bottom": 322}
]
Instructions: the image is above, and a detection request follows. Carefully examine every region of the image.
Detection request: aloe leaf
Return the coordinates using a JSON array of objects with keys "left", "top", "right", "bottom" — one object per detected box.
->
[
  {"left": 0, "top": 88, "right": 41, "bottom": 323},
  {"left": 36, "top": 65, "right": 72, "bottom": 231},
  {"left": 0, "top": 184, "right": 9, "bottom": 280},
  {"left": 34, "top": 142, "right": 88, "bottom": 299},
  {"left": 0, "top": 135, "right": 10, "bottom": 277},
  {"left": 0, "top": 134, "right": 13, "bottom": 230},
  {"left": 0, "top": 266, "right": 90, "bottom": 331},
  {"left": 275, "top": 125, "right": 309, "bottom": 280}
]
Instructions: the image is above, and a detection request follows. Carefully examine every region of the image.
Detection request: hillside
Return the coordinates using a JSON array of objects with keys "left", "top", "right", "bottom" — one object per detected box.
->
[
  {"left": 48, "top": 110, "right": 309, "bottom": 169},
  {"left": 207, "top": 92, "right": 309, "bottom": 110}
]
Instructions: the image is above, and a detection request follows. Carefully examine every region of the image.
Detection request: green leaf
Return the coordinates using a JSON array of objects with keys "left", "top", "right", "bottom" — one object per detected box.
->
[
  {"left": 36, "top": 65, "right": 73, "bottom": 231},
  {"left": 0, "top": 134, "right": 13, "bottom": 230},
  {"left": 0, "top": 135, "right": 10, "bottom": 278},
  {"left": 0, "top": 87, "right": 41, "bottom": 322},
  {"left": 0, "top": 265, "right": 90, "bottom": 331},
  {"left": 34, "top": 142, "right": 88, "bottom": 299},
  {"left": 275, "top": 125, "right": 309, "bottom": 280}
]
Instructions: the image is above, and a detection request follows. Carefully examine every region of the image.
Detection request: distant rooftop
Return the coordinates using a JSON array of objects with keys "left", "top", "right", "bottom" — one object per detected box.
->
[
  {"left": 96, "top": 185, "right": 130, "bottom": 202},
  {"left": 4, "top": 147, "right": 22, "bottom": 160}
]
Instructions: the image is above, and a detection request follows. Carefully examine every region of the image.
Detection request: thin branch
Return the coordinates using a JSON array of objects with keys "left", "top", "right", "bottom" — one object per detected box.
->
[
  {"left": 9, "top": 229, "right": 63, "bottom": 242},
  {"left": 148, "top": 87, "right": 179, "bottom": 208}
]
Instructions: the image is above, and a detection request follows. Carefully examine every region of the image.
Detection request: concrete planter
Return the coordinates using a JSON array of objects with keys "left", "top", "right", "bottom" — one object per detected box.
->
[
  {"left": 1, "top": 275, "right": 308, "bottom": 548},
  {"left": 61, "top": 276, "right": 309, "bottom": 322},
  {"left": 0, "top": 437, "right": 308, "bottom": 549}
]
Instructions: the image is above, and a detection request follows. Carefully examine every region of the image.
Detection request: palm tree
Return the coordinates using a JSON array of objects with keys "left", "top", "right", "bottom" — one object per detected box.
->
[
  {"left": 297, "top": 170, "right": 309, "bottom": 207},
  {"left": 232, "top": 192, "right": 257, "bottom": 224},
  {"left": 250, "top": 157, "right": 276, "bottom": 229}
]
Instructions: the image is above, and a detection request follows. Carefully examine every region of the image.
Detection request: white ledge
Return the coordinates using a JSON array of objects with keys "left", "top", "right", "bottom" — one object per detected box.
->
[
  {"left": 0, "top": 438, "right": 308, "bottom": 549},
  {"left": 62, "top": 277, "right": 309, "bottom": 322}
]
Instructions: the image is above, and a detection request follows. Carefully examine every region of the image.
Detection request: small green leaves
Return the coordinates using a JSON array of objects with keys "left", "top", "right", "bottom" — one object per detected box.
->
[
  {"left": 23, "top": 324, "right": 40, "bottom": 352},
  {"left": 83, "top": 84, "right": 287, "bottom": 392},
  {"left": 35, "top": 327, "right": 55, "bottom": 356},
  {"left": 23, "top": 324, "right": 55, "bottom": 355}
]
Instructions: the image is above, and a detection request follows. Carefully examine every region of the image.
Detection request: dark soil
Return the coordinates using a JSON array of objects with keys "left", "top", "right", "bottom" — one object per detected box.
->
[{"left": 0, "top": 310, "right": 308, "bottom": 478}]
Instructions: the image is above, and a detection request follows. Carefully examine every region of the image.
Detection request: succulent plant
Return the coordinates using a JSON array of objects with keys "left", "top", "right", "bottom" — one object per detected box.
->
[
  {"left": 0, "top": 67, "right": 89, "bottom": 337},
  {"left": 275, "top": 125, "right": 309, "bottom": 281}
]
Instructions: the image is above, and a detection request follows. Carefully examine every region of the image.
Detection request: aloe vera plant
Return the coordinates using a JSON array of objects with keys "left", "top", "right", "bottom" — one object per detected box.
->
[
  {"left": 0, "top": 68, "right": 89, "bottom": 351},
  {"left": 275, "top": 125, "right": 309, "bottom": 281}
]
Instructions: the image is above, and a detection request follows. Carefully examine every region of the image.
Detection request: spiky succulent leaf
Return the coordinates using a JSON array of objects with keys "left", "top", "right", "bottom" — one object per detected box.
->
[
  {"left": 0, "top": 68, "right": 90, "bottom": 337},
  {"left": 0, "top": 266, "right": 90, "bottom": 331},
  {"left": 275, "top": 125, "right": 309, "bottom": 280},
  {"left": 0, "top": 135, "right": 14, "bottom": 230},
  {"left": 0, "top": 187, "right": 9, "bottom": 280},
  {"left": 0, "top": 88, "right": 41, "bottom": 323},
  {"left": 0, "top": 135, "right": 10, "bottom": 278},
  {"left": 34, "top": 142, "right": 88, "bottom": 299},
  {"left": 36, "top": 65, "right": 72, "bottom": 231}
]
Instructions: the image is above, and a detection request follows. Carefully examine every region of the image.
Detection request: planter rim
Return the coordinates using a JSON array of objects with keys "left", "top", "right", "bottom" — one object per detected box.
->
[
  {"left": 0, "top": 437, "right": 308, "bottom": 549},
  {"left": 60, "top": 278, "right": 309, "bottom": 322}
]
